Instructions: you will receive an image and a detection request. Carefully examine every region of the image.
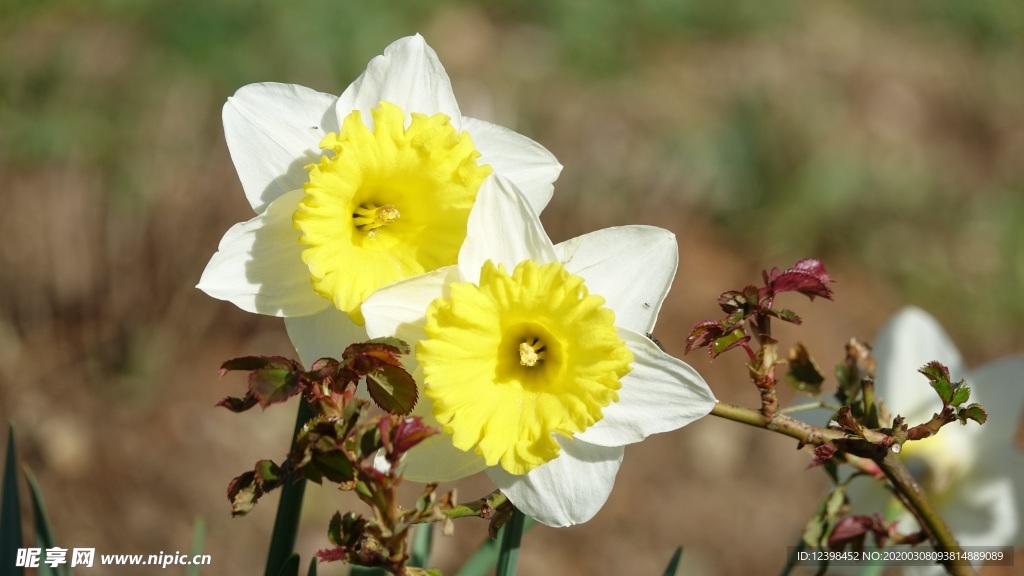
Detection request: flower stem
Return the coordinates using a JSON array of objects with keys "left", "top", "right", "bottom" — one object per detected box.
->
[{"left": 264, "top": 398, "right": 315, "bottom": 576}]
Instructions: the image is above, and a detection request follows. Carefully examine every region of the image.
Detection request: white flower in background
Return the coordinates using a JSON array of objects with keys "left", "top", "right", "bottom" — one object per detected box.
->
[
  {"left": 868, "top": 306, "right": 1024, "bottom": 570},
  {"left": 361, "top": 175, "right": 716, "bottom": 526},
  {"left": 197, "top": 35, "right": 561, "bottom": 365}
]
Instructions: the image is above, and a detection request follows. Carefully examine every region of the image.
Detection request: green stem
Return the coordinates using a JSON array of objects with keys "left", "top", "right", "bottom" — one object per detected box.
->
[
  {"left": 710, "top": 402, "right": 847, "bottom": 445},
  {"left": 876, "top": 452, "right": 974, "bottom": 576},
  {"left": 265, "top": 398, "right": 315, "bottom": 576},
  {"left": 711, "top": 402, "right": 974, "bottom": 575},
  {"left": 495, "top": 508, "right": 526, "bottom": 576}
]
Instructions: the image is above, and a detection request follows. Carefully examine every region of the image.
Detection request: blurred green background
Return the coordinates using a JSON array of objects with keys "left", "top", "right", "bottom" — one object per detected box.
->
[{"left": 1, "top": 1, "right": 1022, "bottom": 574}]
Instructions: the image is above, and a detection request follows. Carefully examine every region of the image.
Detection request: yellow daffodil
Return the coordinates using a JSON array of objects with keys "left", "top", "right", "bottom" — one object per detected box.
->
[
  {"left": 858, "top": 307, "right": 1024, "bottom": 574},
  {"left": 361, "top": 175, "right": 716, "bottom": 526},
  {"left": 197, "top": 35, "right": 561, "bottom": 365}
]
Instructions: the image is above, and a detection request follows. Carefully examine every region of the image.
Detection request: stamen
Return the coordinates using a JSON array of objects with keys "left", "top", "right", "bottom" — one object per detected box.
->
[
  {"left": 519, "top": 339, "right": 546, "bottom": 367},
  {"left": 353, "top": 203, "right": 401, "bottom": 231}
]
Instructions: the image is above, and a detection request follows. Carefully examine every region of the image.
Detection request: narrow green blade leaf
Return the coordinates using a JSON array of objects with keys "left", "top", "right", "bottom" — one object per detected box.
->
[
  {"left": 495, "top": 508, "right": 526, "bottom": 576},
  {"left": 662, "top": 546, "right": 683, "bottom": 576},
  {"left": 409, "top": 523, "right": 433, "bottom": 568},
  {"left": 265, "top": 400, "right": 315, "bottom": 576},
  {"left": 1, "top": 426, "right": 23, "bottom": 576},
  {"left": 306, "top": 557, "right": 317, "bottom": 576},
  {"left": 349, "top": 567, "right": 389, "bottom": 575},
  {"left": 274, "top": 553, "right": 300, "bottom": 576},
  {"left": 24, "top": 467, "right": 62, "bottom": 576},
  {"left": 185, "top": 516, "right": 206, "bottom": 576},
  {"left": 455, "top": 517, "right": 536, "bottom": 576}
]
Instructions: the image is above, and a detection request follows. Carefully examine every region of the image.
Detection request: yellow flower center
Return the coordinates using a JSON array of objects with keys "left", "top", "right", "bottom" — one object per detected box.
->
[
  {"left": 899, "top": 429, "right": 975, "bottom": 500},
  {"left": 293, "top": 101, "right": 492, "bottom": 323},
  {"left": 417, "top": 260, "right": 634, "bottom": 475}
]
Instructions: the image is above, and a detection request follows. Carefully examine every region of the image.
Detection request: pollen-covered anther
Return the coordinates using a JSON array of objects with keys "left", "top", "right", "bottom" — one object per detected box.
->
[
  {"left": 519, "top": 339, "right": 546, "bottom": 367},
  {"left": 353, "top": 203, "right": 401, "bottom": 231}
]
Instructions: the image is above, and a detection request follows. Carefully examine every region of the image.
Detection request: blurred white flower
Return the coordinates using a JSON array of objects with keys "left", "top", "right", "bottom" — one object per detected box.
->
[
  {"left": 197, "top": 34, "right": 561, "bottom": 365},
  {"left": 868, "top": 306, "right": 1024, "bottom": 572},
  {"left": 361, "top": 175, "right": 716, "bottom": 526}
]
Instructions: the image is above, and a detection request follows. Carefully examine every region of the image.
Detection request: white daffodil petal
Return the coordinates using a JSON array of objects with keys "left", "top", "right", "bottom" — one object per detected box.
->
[
  {"left": 362, "top": 266, "right": 458, "bottom": 344},
  {"left": 968, "top": 357, "right": 1024, "bottom": 452},
  {"left": 460, "top": 116, "right": 561, "bottom": 214},
  {"left": 198, "top": 189, "right": 329, "bottom": 318},
  {"left": 937, "top": 475, "right": 1018, "bottom": 550},
  {"left": 393, "top": 394, "right": 488, "bottom": 482},
  {"left": 458, "top": 175, "right": 556, "bottom": 284},
  {"left": 556, "top": 226, "right": 678, "bottom": 334},
  {"left": 336, "top": 35, "right": 461, "bottom": 131},
  {"left": 577, "top": 328, "right": 716, "bottom": 447},
  {"left": 223, "top": 83, "right": 338, "bottom": 213},
  {"left": 487, "top": 437, "right": 624, "bottom": 527},
  {"left": 283, "top": 308, "right": 368, "bottom": 367},
  {"left": 874, "top": 306, "right": 966, "bottom": 417}
]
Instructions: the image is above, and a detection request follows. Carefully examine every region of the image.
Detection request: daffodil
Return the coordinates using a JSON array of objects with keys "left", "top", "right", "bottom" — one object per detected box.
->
[
  {"left": 360, "top": 175, "right": 717, "bottom": 526},
  {"left": 862, "top": 306, "right": 1024, "bottom": 570},
  {"left": 197, "top": 35, "right": 561, "bottom": 365}
]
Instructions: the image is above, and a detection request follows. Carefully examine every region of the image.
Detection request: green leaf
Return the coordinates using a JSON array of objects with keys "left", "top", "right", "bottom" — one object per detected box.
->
[
  {"left": 949, "top": 382, "right": 971, "bottom": 407},
  {"left": 366, "top": 337, "right": 411, "bottom": 355},
  {"left": 958, "top": 403, "right": 988, "bottom": 425},
  {"left": 274, "top": 553, "right": 300, "bottom": 576},
  {"left": 920, "top": 362, "right": 954, "bottom": 405},
  {"left": 1, "top": 426, "right": 23, "bottom": 576},
  {"left": 24, "top": 467, "right": 63, "bottom": 576},
  {"left": 495, "top": 508, "right": 526, "bottom": 576},
  {"left": 249, "top": 369, "right": 301, "bottom": 409},
  {"left": 786, "top": 343, "right": 825, "bottom": 395},
  {"left": 711, "top": 328, "right": 749, "bottom": 358},
  {"left": 265, "top": 400, "right": 315, "bottom": 576},
  {"left": 455, "top": 516, "right": 537, "bottom": 576},
  {"left": 306, "top": 557, "right": 317, "bottom": 576},
  {"left": 802, "top": 486, "right": 847, "bottom": 548},
  {"left": 662, "top": 546, "right": 683, "bottom": 576},
  {"left": 366, "top": 364, "right": 418, "bottom": 416},
  {"left": 409, "top": 523, "right": 433, "bottom": 569},
  {"left": 185, "top": 516, "right": 206, "bottom": 576}
]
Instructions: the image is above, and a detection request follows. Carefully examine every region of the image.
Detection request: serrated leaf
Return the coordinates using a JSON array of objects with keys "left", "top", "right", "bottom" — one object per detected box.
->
[
  {"left": 227, "top": 471, "right": 258, "bottom": 516},
  {"left": 958, "top": 403, "right": 988, "bottom": 425},
  {"left": 949, "top": 382, "right": 971, "bottom": 407},
  {"left": 710, "top": 329, "right": 749, "bottom": 358},
  {"left": 774, "top": 308, "right": 803, "bottom": 325},
  {"left": 220, "top": 356, "right": 296, "bottom": 377},
  {"left": 920, "top": 362, "right": 954, "bottom": 405},
  {"left": 786, "top": 343, "right": 825, "bottom": 395},
  {"left": 249, "top": 369, "right": 301, "bottom": 409},
  {"left": 216, "top": 394, "right": 259, "bottom": 413},
  {"left": 366, "top": 364, "right": 418, "bottom": 415},
  {"left": 366, "top": 337, "right": 411, "bottom": 355}
]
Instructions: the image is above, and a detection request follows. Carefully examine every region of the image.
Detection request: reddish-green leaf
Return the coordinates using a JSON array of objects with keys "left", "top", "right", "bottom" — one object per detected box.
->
[
  {"left": 249, "top": 368, "right": 301, "bottom": 409},
  {"left": 787, "top": 343, "right": 825, "bottom": 395},
  {"left": 366, "top": 364, "right": 418, "bottom": 415}
]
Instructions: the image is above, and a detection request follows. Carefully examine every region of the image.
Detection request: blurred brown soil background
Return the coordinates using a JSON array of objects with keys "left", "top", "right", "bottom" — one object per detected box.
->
[{"left": 1, "top": 1, "right": 1022, "bottom": 575}]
